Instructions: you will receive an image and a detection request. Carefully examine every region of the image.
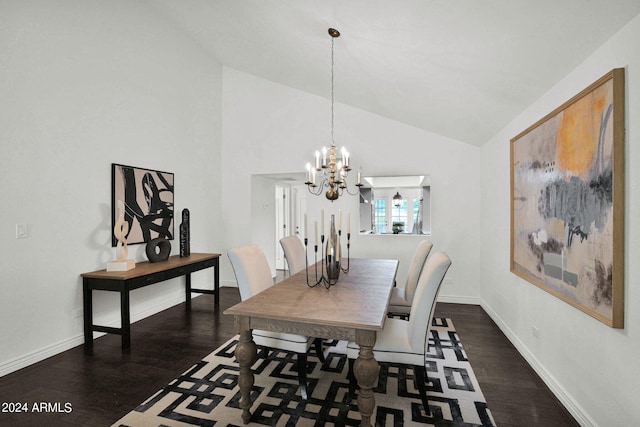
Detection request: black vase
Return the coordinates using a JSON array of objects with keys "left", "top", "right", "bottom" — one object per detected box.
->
[
  {"left": 325, "top": 214, "right": 341, "bottom": 281},
  {"left": 180, "top": 208, "right": 190, "bottom": 257},
  {"left": 146, "top": 237, "right": 171, "bottom": 263}
]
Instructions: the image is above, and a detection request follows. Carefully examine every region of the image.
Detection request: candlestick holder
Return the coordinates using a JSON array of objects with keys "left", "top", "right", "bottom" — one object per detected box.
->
[
  {"left": 304, "top": 217, "right": 350, "bottom": 288},
  {"left": 338, "top": 230, "right": 351, "bottom": 274}
]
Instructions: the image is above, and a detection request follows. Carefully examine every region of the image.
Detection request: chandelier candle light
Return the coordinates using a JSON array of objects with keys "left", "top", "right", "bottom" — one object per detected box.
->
[
  {"left": 305, "top": 28, "right": 363, "bottom": 201},
  {"left": 303, "top": 209, "right": 351, "bottom": 288}
]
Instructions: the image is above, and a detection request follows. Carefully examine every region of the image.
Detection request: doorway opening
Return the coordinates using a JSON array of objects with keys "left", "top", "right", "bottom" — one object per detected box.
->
[{"left": 251, "top": 173, "right": 307, "bottom": 277}]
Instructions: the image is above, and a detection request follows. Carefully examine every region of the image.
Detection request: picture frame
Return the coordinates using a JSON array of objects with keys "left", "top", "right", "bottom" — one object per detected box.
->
[
  {"left": 510, "top": 68, "right": 625, "bottom": 328},
  {"left": 111, "top": 163, "right": 175, "bottom": 247}
]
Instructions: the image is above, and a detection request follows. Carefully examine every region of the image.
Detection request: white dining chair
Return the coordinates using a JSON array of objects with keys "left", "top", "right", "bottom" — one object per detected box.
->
[
  {"left": 346, "top": 250, "right": 452, "bottom": 412},
  {"left": 279, "top": 236, "right": 327, "bottom": 361},
  {"left": 387, "top": 240, "right": 433, "bottom": 318},
  {"left": 228, "top": 244, "right": 321, "bottom": 400},
  {"left": 279, "top": 235, "right": 307, "bottom": 275}
]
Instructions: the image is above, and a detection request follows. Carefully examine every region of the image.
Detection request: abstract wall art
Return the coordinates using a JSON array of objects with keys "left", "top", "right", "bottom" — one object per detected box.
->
[
  {"left": 112, "top": 164, "right": 174, "bottom": 247},
  {"left": 510, "top": 68, "right": 625, "bottom": 328}
]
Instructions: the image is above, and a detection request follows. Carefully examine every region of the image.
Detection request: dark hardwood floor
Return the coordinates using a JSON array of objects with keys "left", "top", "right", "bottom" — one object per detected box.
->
[
  {"left": 0, "top": 287, "right": 578, "bottom": 427},
  {"left": 434, "top": 303, "right": 579, "bottom": 427}
]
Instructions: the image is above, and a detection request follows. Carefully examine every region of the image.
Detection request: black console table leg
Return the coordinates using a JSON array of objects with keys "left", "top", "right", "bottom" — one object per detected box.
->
[
  {"left": 186, "top": 273, "right": 192, "bottom": 310},
  {"left": 83, "top": 279, "right": 93, "bottom": 352},
  {"left": 121, "top": 289, "right": 131, "bottom": 349},
  {"left": 214, "top": 259, "right": 220, "bottom": 305}
]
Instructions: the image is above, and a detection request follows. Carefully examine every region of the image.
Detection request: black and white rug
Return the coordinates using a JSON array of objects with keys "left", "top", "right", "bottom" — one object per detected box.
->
[{"left": 114, "top": 318, "right": 496, "bottom": 426}]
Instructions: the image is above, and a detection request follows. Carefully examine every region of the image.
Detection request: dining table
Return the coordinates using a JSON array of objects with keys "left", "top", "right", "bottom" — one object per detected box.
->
[{"left": 224, "top": 257, "right": 398, "bottom": 427}]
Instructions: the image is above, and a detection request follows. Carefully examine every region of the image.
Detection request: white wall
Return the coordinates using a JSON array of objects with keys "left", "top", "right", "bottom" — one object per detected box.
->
[
  {"left": 221, "top": 67, "right": 481, "bottom": 302},
  {"left": 0, "top": 0, "right": 223, "bottom": 375},
  {"left": 480, "top": 13, "right": 640, "bottom": 427}
]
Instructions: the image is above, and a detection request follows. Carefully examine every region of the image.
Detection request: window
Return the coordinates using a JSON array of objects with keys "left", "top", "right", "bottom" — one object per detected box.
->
[
  {"left": 373, "top": 199, "right": 387, "bottom": 234},
  {"left": 391, "top": 199, "right": 408, "bottom": 232},
  {"left": 359, "top": 176, "right": 431, "bottom": 235},
  {"left": 371, "top": 188, "right": 423, "bottom": 234}
]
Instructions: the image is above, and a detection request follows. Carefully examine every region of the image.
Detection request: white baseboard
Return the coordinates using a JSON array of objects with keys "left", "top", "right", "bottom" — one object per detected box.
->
[
  {"left": 0, "top": 334, "right": 85, "bottom": 378},
  {"left": 0, "top": 295, "right": 185, "bottom": 377},
  {"left": 437, "top": 294, "right": 483, "bottom": 305},
  {"left": 479, "top": 300, "right": 595, "bottom": 427}
]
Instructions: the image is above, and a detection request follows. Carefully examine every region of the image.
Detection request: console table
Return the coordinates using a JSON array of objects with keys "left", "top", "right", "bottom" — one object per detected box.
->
[{"left": 81, "top": 252, "right": 220, "bottom": 351}]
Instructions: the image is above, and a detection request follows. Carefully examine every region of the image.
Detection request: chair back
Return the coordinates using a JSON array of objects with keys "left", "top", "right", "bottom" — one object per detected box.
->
[
  {"left": 228, "top": 244, "right": 274, "bottom": 301},
  {"left": 279, "top": 236, "right": 307, "bottom": 275},
  {"left": 407, "top": 251, "right": 451, "bottom": 353},
  {"left": 404, "top": 240, "right": 433, "bottom": 304}
]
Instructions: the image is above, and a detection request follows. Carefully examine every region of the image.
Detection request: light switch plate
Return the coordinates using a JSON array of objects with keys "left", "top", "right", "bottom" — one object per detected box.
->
[{"left": 16, "top": 224, "right": 29, "bottom": 239}]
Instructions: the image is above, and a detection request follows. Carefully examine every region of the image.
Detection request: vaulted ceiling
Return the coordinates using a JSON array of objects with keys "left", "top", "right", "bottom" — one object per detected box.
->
[{"left": 150, "top": 0, "right": 640, "bottom": 146}]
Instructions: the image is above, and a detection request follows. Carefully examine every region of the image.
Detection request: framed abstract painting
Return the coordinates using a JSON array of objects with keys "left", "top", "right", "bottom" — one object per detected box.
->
[
  {"left": 111, "top": 163, "right": 175, "bottom": 246},
  {"left": 510, "top": 68, "right": 625, "bottom": 328}
]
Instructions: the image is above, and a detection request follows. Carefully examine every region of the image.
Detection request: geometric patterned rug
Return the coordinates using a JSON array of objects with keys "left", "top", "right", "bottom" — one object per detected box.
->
[{"left": 113, "top": 318, "right": 496, "bottom": 426}]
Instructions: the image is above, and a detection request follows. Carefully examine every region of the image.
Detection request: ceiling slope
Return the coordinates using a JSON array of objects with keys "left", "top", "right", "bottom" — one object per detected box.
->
[{"left": 149, "top": 0, "right": 640, "bottom": 146}]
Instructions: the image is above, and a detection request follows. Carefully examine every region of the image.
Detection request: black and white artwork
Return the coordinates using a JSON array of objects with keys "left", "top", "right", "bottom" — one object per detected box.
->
[{"left": 111, "top": 164, "right": 174, "bottom": 246}]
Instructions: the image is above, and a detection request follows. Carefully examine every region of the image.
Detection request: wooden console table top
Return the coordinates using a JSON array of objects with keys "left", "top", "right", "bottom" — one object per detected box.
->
[{"left": 81, "top": 252, "right": 220, "bottom": 279}]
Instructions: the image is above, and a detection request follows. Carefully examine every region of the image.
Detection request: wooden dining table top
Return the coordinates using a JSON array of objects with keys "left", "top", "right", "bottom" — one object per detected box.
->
[{"left": 224, "top": 258, "right": 399, "bottom": 331}]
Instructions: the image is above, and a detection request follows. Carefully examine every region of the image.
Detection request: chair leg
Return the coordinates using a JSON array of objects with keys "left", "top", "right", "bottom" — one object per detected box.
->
[
  {"left": 415, "top": 364, "right": 431, "bottom": 416},
  {"left": 313, "top": 338, "right": 326, "bottom": 364},
  {"left": 347, "top": 357, "right": 357, "bottom": 396},
  {"left": 386, "top": 311, "right": 410, "bottom": 320},
  {"left": 297, "top": 352, "right": 309, "bottom": 400}
]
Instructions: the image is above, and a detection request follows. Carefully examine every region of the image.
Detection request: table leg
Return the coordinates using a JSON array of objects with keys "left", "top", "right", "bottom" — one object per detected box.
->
[
  {"left": 354, "top": 330, "right": 379, "bottom": 427},
  {"left": 185, "top": 273, "right": 192, "bottom": 310},
  {"left": 83, "top": 279, "right": 93, "bottom": 352},
  {"left": 235, "top": 317, "right": 257, "bottom": 424},
  {"left": 214, "top": 258, "right": 220, "bottom": 305},
  {"left": 121, "top": 289, "right": 131, "bottom": 349}
]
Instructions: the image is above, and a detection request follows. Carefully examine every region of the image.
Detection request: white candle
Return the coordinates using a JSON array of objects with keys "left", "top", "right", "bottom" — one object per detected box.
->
[
  {"left": 315, "top": 151, "right": 320, "bottom": 170},
  {"left": 321, "top": 209, "right": 325, "bottom": 235},
  {"left": 347, "top": 211, "right": 350, "bottom": 233},
  {"left": 338, "top": 209, "right": 342, "bottom": 231},
  {"left": 304, "top": 213, "right": 308, "bottom": 239},
  {"left": 341, "top": 147, "right": 349, "bottom": 168},
  {"left": 322, "top": 146, "right": 327, "bottom": 167},
  {"left": 315, "top": 221, "right": 318, "bottom": 245},
  {"left": 357, "top": 170, "right": 362, "bottom": 185}
]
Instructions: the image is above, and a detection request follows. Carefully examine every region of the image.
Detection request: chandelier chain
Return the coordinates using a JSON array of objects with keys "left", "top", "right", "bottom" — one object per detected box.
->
[{"left": 331, "top": 36, "right": 335, "bottom": 145}]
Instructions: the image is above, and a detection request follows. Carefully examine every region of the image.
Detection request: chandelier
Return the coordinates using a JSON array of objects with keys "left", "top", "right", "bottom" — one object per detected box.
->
[{"left": 304, "top": 28, "right": 362, "bottom": 201}]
